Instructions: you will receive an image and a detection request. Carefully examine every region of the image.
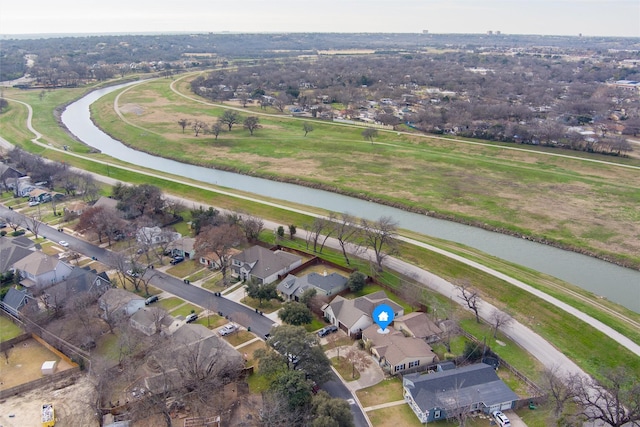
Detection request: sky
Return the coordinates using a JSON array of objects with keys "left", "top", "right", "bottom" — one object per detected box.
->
[{"left": 1, "top": 0, "right": 639, "bottom": 38}]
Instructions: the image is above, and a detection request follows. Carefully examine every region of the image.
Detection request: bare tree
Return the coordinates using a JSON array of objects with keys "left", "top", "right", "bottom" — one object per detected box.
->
[
  {"left": 542, "top": 365, "right": 579, "bottom": 418},
  {"left": 334, "top": 212, "right": 361, "bottom": 265},
  {"left": 5, "top": 211, "right": 23, "bottom": 232},
  {"left": 24, "top": 212, "right": 43, "bottom": 239},
  {"left": 178, "top": 118, "right": 190, "bottom": 133},
  {"left": 194, "top": 224, "right": 246, "bottom": 286},
  {"left": 456, "top": 278, "right": 481, "bottom": 323},
  {"left": 344, "top": 347, "right": 372, "bottom": 379},
  {"left": 192, "top": 120, "right": 208, "bottom": 136},
  {"left": 210, "top": 121, "right": 222, "bottom": 140},
  {"left": 243, "top": 116, "right": 261, "bottom": 135},
  {"left": 489, "top": 309, "right": 512, "bottom": 338},
  {"left": 360, "top": 216, "right": 398, "bottom": 271},
  {"left": 362, "top": 127, "right": 378, "bottom": 143},
  {"left": 220, "top": 110, "right": 240, "bottom": 131},
  {"left": 305, "top": 215, "right": 336, "bottom": 253},
  {"left": 240, "top": 213, "right": 264, "bottom": 242},
  {"left": 574, "top": 367, "right": 640, "bottom": 427}
]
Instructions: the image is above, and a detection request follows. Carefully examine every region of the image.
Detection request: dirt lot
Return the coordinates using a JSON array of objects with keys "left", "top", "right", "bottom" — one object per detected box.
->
[{"left": 0, "top": 375, "right": 97, "bottom": 427}]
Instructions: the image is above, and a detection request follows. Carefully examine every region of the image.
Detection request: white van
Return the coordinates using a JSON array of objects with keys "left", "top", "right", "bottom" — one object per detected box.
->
[{"left": 492, "top": 411, "right": 511, "bottom": 427}]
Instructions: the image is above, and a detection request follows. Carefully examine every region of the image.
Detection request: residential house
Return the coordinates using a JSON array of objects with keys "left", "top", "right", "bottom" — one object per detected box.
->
[
  {"left": 93, "top": 196, "right": 120, "bottom": 212},
  {"left": 0, "top": 236, "right": 34, "bottom": 273},
  {"left": 43, "top": 268, "right": 111, "bottom": 309},
  {"left": 0, "top": 164, "right": 25, "bottom": 191},
  {"left": 136, "top": 226, "right": 181, "bottom": 246},
  {"left": 403, "top": 363, "right": 519, "bottom": 424},
  {"left": 322, "top": 291, "right": 404, "bottom": 337},
  {"left": 167, "top": 237, "right": 196, "bottom": 259},
  {"left": 144, "top": 323, "right": 244, "bottom": 394},
  {"left": 1, "top": 287, "right": 36, "bottom": 317},
  {"left": 277, "top": 271, "right": 348, "bottom": 301},
  {"left": 98, "top": 288, "right": 145, "bottom": 320},
  {"left": 230, "top": 246, "right": 302, "bottom": 284},
  {"left": 28, "top": 188, "right": 53, "bottom": 203},
  {"left": 199, "top": 248, "right": 241, "bottom": 269},
  {"left": 362, "top": 324, "right": 437, "bottom": 374},
  {"left": 12, "top": 252, "right": 74, "bottom": 290},
  {"left": 130, "top": 307, "right": 167, "bottom": 336},
  {"left": 394, "top": 312, "right": 443, "bottom": 343},
  {"left": 63, "top": 201, "right": 88, "bottom": 216}
]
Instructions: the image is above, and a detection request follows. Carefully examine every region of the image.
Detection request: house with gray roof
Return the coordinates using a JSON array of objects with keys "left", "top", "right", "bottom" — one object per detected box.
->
[
  {"left": 0, "top": 236, "right": 34, "bottom": 273},
  {"left": 98, "top": 288, "right": 145, "bottom": 320},
  {"left": 0, "top": 164, "right": 25, "bottom": 192},
  {"left": 322, "top": 291, "right": 404, "bottom": 337},
  {"left": 166, "top": 236, "right": 196, "bottom": 259},
  {"left": 403, "top": 363, "right": 518, "bottom": 424},
  {"left": 43, "top": 268, "right": 111, "bottom": 309},
  {"left": 1, "top": 287, "right": 36, "bottom": 317},
  {"left": 231, "top": 245, "right": 302, "bottom": 284},
  {"left": 130, "top": 306, "right": 167, "bottom": 336},
  {"left": 93, "top": 196, "right": 119, "bottom": 212},
  {"left": 362, "top": 324, "right": 437, "bottom": 374},
  {"left": 12, "top": 252, "right": 74, "bottom": 290},
  {"left": 277, "top": 271, "right": 348, "bottom": 301}
]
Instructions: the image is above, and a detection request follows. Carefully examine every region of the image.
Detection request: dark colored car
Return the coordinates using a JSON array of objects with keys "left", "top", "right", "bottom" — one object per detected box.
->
[
  {"left": 317, "top": 325, "right": 338, "bottom": 337},
  {"left": 170, "top": 256, "right": 185, "bottom": 265},
  {"left": 145, "top": 295, "right": 159, "bottom": 305}
]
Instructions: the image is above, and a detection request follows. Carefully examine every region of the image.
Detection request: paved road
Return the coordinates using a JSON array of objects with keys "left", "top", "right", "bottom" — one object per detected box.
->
[{"left": 321, "top": 371, "right": 370, "bottom": 427}]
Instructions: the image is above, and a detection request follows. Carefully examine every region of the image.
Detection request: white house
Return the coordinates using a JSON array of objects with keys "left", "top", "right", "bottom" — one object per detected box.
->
[
  {"left": 12, "top": 252, "right": 74, "bottom": 290},
  {"left": 136, "top": 226, "right": 181, "bottom": 246}
]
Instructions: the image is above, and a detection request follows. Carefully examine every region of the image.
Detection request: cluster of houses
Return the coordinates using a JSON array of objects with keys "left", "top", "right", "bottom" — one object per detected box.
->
[
  {"left": 0, "top": 221, "right": 519, "bottom": 424},
  {"left": 219, "top": 244, "right": 519, "bottom": 424}
]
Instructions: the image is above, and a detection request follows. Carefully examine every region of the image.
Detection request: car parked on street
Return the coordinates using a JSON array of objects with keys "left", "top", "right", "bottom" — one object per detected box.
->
[
  {"left": 58, "top": 240, "right": 69, "bottom": 247},
  {"left": 218, "top": 323, "right": 237, "bottom": 336}
]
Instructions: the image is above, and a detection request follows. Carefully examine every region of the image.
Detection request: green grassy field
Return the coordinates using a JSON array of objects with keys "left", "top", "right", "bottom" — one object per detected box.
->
[{"left": 85, "top": 76, "right": 640, "bottom": 269}]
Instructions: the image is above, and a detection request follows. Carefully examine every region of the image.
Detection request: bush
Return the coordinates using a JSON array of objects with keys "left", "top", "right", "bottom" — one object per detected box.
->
[{"left": 0, "top": 230, "right": 6, "bottom": 236}]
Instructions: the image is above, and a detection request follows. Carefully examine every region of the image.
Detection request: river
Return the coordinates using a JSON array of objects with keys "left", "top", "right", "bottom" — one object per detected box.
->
[{"left": 61, "top": 81, "right": 640, "bottom": 313}]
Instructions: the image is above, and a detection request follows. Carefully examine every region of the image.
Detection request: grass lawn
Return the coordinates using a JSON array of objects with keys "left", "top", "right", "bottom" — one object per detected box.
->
[
  {"left": 201, "top": 273, "right": 225, "bottom": 291},
  {"left": 96, "top": 332, "right": 121, "bottom": 362},
  {"left": 222, "top": 330, "right": 255, "bottom": 347},
  {"left": 186, "top": 268, "right": 215, "bottom": 283},
  {"left": 356, "top": 377, "right": 404, "bottom": 407},
  {"left": 367, "top": 404, "right": 425, "bottom": 427},
  {"left": 246, "top": 372, "right": 270, "bottom": 394},
  {"left": 331, "top": 356, "right": 360, "bottom": 381},
  {"left": 0, "top": 316, "right": 23, "bottom": 341},
  {"left": 236, "top": 339, "right": 267, "bottom": 365},
  {"left": 166, "top": 260, "right": 203, "bottom": 278},
  {"left": 240, "top": 296, "right": 283, "bottom": 314},
  {"left": 170, "top": 303, "right": 202, "bottom": 317},
  {"left": 194, "top": 314, "right": 227, "bottom": 329},
  {"left": 303, "top": 316, "right": 325, "bottom": 333},
  {"left": 157, "top": 297, "right": 185, "bottom": 311}
]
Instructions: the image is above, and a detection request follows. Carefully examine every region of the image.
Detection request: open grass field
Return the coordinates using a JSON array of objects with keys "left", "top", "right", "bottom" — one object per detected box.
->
[{"left": 83, "top": 75, "right": 640, "bottom": 269}]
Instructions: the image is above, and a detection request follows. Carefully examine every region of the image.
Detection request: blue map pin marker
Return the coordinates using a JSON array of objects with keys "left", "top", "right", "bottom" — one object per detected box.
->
[{"left": 372, "top": 304, "right": 394, "bottom": 333}]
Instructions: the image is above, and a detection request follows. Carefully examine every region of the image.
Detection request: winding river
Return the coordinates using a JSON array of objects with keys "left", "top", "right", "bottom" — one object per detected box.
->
[{"left": 62, "top": 81, "right": 640, "bottom": 313}]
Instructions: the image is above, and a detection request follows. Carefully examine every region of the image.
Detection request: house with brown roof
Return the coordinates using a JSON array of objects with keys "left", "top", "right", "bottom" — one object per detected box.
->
[
  {"left": 322, "top": 291, "right": 404, "bottom": 337},
  {"left": 93, "top": 196, "right": 119, "bottom": 212},
  {"left": 230, "top": 245, "right": 302, "bottom": 284},
  {"left": 394, "top": 312, "right": 443, "bottom": 343},
  {"left": 63, "top": 201, "right": 88, "bottom": 216},
  {"left": 199, "top": 248, "right": 241, "bottom": 269},
  {"left": 12, "top": 252, "right": 74, "bottom": 290},
  {"left": 362, "top": 324, "right": 437, "bottom": 374}
]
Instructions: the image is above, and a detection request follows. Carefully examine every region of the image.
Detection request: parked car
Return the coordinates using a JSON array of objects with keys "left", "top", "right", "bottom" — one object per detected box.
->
[
  {"left": 317, "top": 325, "right": 338, "bottom": 337},
  {"left": 170, "top": 256, "right": 184, "bottom": 265},
  {"left": 492, "top": 411, "right": 511, "bottom": 427},
  {"left": 28, "top": 200, "right": 40, "bottom": 206},
  {"left": 145, "top": 295, "right": 159, "bottom": 305},
  {"left": 185, "top": 313, "right": 198, "bottom": 323},
  {"left": 218, "top": 323, "right": 237, "bottom": 336},
  {"left": 58, "top": 240, "right": 69, "bottom": 247},
  {"left": 126, "top": 269, "right": 140, "bottom": 278}
]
